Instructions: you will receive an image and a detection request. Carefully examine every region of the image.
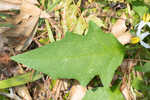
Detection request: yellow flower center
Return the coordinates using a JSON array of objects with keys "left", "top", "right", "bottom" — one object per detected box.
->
[{"left": 131, "top": 37, "right": 140, "bottom": 44}]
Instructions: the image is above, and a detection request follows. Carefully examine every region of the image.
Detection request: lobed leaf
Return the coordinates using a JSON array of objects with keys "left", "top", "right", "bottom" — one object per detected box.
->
[
  {"left": 83, "top": 87, "right": 124, "bottom": 100},
  {"left": 11, "top": 21, "right": 124, "bottom": 87}
]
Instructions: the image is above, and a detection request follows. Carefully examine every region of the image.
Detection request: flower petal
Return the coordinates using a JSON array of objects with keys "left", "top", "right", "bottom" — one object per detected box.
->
[
  {"left": 140, "top": 41, "right": 150, "bottom": 48},
  {"left": 140, "top": 32, "right": 150, "bottom": 40},
  {"left": 137, "top": 21, "right": 146, "bottom": 30},
  {"left": 136, "top": 28, "right": 141, "bottom": 37},
  {"left": 147, "top": 22, "right": 150, "bottom": 27},
  {"left": 135, "top": 21, "right": 145, "bottom": 36}
]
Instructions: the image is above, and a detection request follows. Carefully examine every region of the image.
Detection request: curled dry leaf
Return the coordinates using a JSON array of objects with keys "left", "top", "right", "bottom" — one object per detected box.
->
[
  {"left": 2, "top": 0, "right": 41, "bottom": 51},
  {"left": 111, "top": 13, "right": 132, "bottom": 45},
  {"left": 1, "top": 0, "right": 50, "bottom": 51}
]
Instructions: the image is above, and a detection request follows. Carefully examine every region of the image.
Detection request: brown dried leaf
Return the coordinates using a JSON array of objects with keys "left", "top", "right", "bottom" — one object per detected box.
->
[
  {"left": 0, "top": 1, "right": 20, "bottom": 11},
  {"left": 0, "top": 34, "right": 7, "bottom": 51},
  {"left": 33, "top": 79, "right": 51, "bottom": 100},
  {"left": 120, "top": 60, "right": 137, "bottom": 100},
  {"left": 52, "top": 79, "right": 69, "bottom": 100},
  {"left": 1, "top": 0, "right": 38, "bottom": 4},
  {"left": 2, "top": 1, "right": 41, "bottom": 51},
  {"left": 69, "top": 81, "right": 87, "bottom": 100},
  {"left": 15, "top": 86, "right": 32, "bottom": 100},
  {"left": 121, "top": 77, "right": 136, "bottom": 100},
  {"left": 111, "top": 13, "right": 132, "bottom": 45},
  {"left": 0, "top": 52, "right": 10, "bottom": 64},
  {"left": 117, "top": 32, "right": 132, "bottom": 45},
  {"left": 13, "top": 63, "right": 32, "bottom": 100},
  {"left": 0, "top": 0, "right": 39, "bottom": 11}
]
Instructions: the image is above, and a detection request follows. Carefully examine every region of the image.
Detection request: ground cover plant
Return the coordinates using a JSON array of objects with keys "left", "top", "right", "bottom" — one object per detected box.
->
[{"left": 0, "top": 0, "right": 150, "bottom": 100}]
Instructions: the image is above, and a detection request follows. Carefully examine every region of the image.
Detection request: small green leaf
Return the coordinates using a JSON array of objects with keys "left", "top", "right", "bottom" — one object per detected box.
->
[
  {"left": 11, "top": 21, "right": 124, "bottom": 87},
  {"left": 135, "top": 63, "right": 150, "bottom": 73},
  {"left": 133, "top": 6, "right": 149, "bottom": 17},
  {"left": 132, "top": 77, "right": 145, "bottom": 90},
  {"left": 130, "top": 0, "right": 149, "bottom": 17},
  {"left": 45, "top": 19, "right": 55, "bottom": 42},
  {"left": 0, "top": 72, "right": 42, "bottom": 89},
  {"left": 83, "top": 87, "right": 124, "bottom": 100},
  {"left": 142, "top": 63, "right": 150, "bottom": 72}
]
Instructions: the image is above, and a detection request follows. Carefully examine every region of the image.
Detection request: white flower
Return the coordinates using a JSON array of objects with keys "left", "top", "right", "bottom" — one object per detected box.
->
[{"left": 135, "top": 20, "right": 150, "bottom": 48}]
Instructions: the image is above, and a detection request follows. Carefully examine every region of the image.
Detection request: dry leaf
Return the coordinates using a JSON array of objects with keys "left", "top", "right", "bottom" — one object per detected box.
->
[
  {"left": 0, "top": 0, "right": 49, "bottom": 51},
  {"left": 1, "top": 0, "right": 38, "bottom": 4},
  {"left": 12, "top": 63, "right": 32, "bottom": 100},
  {"left": 0, "top": 34, "right": 7, "bottom": 51},
  {"left": 111, "top": 13, "right": 132, "bottom": 45},
  {"left": 0, "top": 52, "right": 10, "bottom": 64},
  {"left": 1, "top": 0, "right": 50, "bottom": 51},
  {"left": 0, "top": 0, "right": 39, "bottom": 11},
  {"left": 120, "top": 60, "right": 137, "bottom": 100},
  {"left": 0, "top": 1, "right": 20, "bottom": 11},
  {"left": 40, "top": 11, "right": 50, "bottom": 18},
  {"left": 52, "top": 79, "right": 68, "bottom": 100},
  {"left": 117, "top": 32, "right": 132, "bottom": 45},
  {"left": 15, "top": 86, "right": 32, "bottom": 100},
  {"left": 121, "top": 77, "right": 136, "bottom": 100},
  {"left": 2, "top": 0, "right": 40, "bottom": 51},
  {"left": 69, "top": 81, "right": 87, "bottom": 100}
]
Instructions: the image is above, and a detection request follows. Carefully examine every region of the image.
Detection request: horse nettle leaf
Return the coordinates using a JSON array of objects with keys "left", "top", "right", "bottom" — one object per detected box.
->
[{"left": 11, "top": 21, "right": 124, "bottom": 87}]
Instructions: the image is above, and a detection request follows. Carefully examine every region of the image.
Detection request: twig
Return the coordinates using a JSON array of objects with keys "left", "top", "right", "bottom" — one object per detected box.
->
[
  {"left": 126, "top": 58, "right": 150, "bottom": 62},
  {"left": 0, "top": 88, "right": 22, "bottom": 100}
]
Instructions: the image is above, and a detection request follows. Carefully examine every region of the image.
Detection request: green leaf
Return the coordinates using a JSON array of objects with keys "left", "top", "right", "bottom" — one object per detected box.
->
[
  {"left": 0, "top": 72, "right": 42, "bottom": 89},
  {"left": 0, "top": 23, "right": 15, "bottom": 28},
  {"left": 133, "top": 6, "right": 149, "bottom": 17},
  {"left": 45, "top": 19, "right": 55, "bottom": 42},
  {"left": 83, "top": 87, "right": 124, "bottom": 100},
  {"left": 142, "top": 63, "right": 150, "bottom": 72},
  {"left": 130, "top": 0, "right": 150, "bottom": 17},
  {"left": 135, "top": 63, "right": 150, "bottom": 73},
  {"left": 11, "top": 21, "right": 124, "bottom": 87},
  {"left": 132, "top": 77, "right": 145, "bottom": 90},
  {"left": 0, "top": 95, "right": 8, "bottom": 100}
]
